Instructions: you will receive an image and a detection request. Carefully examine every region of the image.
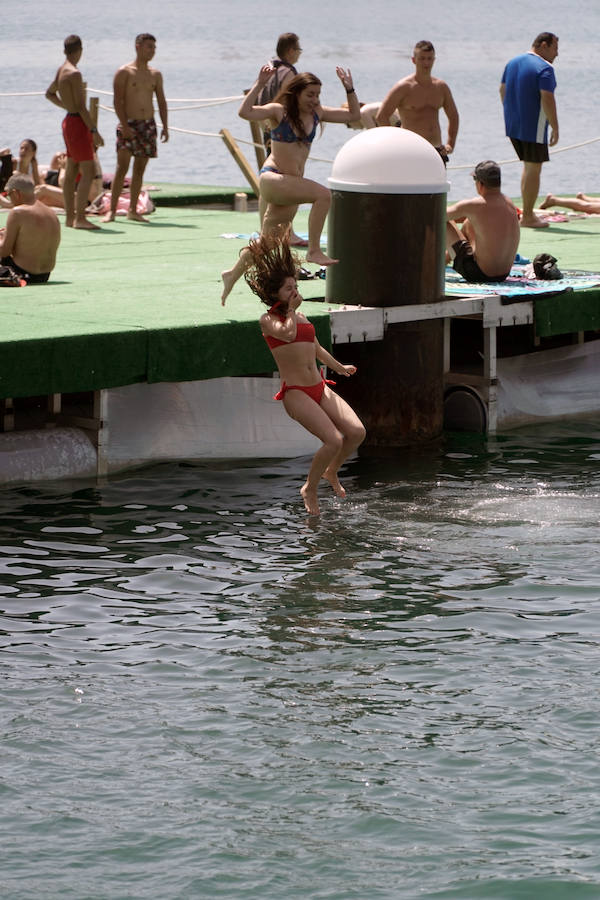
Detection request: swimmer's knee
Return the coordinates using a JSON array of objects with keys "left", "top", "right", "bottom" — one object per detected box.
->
[
  {"left": 326, "top": 429, "right": 344, "bottom": 453},
  {"left": 353, "top": 422, "right": 366, "bottom": 445}
]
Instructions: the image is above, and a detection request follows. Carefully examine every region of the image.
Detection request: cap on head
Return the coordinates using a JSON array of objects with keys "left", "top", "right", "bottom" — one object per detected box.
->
[
  {"left": 6, "top": 173, "right": 35, "bottom": 193},
  {"left": 473, "top": 160, "right": 501, "bottom": 188}
]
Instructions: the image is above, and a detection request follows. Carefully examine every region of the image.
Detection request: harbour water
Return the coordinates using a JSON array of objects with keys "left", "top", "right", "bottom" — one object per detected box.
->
[
  {"left": 2, "top": 420, "right": 600, "bottom": 898},
  {"left": 2, "top": 0, "right": 600, "bottom": 201}
]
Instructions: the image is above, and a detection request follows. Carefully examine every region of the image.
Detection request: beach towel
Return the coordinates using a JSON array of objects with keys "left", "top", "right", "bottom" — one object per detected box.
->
[
  {"left": 445, "top": 265, "right": 600, "bottom": 298},
  {"left": 88, "top": 189, "right": 155, "bottom": 217},
  {"left": 0, "top": 265, "right": 26, "bottom": 287}
]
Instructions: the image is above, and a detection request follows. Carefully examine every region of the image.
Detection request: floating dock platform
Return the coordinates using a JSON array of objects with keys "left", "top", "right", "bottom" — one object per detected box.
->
[{"left": 1, "top": 186, "right": 599, "bottom": 482}]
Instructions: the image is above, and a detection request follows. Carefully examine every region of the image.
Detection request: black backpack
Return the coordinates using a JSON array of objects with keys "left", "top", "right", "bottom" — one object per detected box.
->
[{"left": 257, "top": 61, "right": 296, "bottom": 106}]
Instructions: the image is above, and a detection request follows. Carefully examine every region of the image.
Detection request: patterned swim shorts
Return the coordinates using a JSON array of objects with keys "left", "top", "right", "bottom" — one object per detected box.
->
[{"left": 116, "top": 118, "right": 157, "bottom": 158}]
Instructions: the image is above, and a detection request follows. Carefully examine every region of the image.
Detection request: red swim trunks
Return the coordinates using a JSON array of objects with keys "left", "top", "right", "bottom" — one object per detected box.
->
[
  {"left": 62, "top": 113, "right": 94, "bottom": 163},
  {"left": 116, "top": 118, "right": 157, "bottom": 158}
]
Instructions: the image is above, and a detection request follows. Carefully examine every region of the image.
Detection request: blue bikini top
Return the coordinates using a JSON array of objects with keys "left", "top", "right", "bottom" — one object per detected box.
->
[{"left": 271, "top": 112, "right": 319, "bottom": 145}]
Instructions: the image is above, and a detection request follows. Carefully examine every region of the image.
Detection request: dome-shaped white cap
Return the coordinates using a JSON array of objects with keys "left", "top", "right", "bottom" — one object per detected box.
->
[{"left": 329, "top": 127, "right": 450, "bottom": 194}]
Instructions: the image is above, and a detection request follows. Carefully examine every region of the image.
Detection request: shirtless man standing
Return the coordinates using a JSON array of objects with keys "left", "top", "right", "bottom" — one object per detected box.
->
[
  {"left": 46, "top": 34, "right": 104, "bottom": 230},
  {"left": 376, "top": 40, "right": 459, "bottom": 163},
  {"left": 102, "top": 33, "right": 168, "bottom": 223},
  {"left": 0, "top": 174, "right": 61, "bottom": 283},
  {"left": 445, "top": 161, "right": 520, "bottom": 283}
]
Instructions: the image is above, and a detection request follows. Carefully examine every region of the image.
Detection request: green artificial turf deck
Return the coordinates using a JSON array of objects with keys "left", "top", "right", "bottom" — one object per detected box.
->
[{"left": 1, "top": 196, "right": 598, "bottom": 399}]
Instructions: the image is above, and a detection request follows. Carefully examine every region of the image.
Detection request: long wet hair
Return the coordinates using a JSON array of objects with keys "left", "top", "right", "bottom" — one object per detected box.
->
[
  {"left": 273, "top": 72, "right": 323, "bottom": 141},
  {"left": 244, "top": 230, "right": 300, "bottom": 309}
]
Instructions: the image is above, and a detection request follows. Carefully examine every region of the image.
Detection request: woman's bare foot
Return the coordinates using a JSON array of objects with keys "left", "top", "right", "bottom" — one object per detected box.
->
[
  {"left": 102, "top": 211, "right": 115, "bottom": 223},
  {"left": 520, "top": 213, "right": 549, "bottom": 228},
  {"left": 539, "top": 194, "right": 555, "bottom": 210},
  {"left": 306, "top": 248, "right": 338, "bottom": 267},
  {"left": 300, "top": 482, "right": 320, "bottom": 516},
  {"left": 221, "top": 269, "right": 236, "bottom": 305},
  {"left": 322, "top": 469, "right": 346, "bottom": 498},
  {"left": 127, "top": 211, "right": 149, "bottom": 223},
  {"left": 74, "top": 217, "right": 100, "bottom": 230}
]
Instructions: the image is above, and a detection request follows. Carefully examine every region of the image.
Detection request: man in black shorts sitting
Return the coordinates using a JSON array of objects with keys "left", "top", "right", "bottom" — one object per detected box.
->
[{"left": 445, "top": 161, "right": 520, "bottom": 284}]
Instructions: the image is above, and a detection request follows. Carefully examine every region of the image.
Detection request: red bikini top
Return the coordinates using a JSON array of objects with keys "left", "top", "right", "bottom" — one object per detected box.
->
[{"left": 263, "top": 317, "right": 315, "bottom": 349}]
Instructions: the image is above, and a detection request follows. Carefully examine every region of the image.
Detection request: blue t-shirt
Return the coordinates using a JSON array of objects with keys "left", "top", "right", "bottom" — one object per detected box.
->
[{"left": 501, "top": 52, "right": 557, "bottom": 144}]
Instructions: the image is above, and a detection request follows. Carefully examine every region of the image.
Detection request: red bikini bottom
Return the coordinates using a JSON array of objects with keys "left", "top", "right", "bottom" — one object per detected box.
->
[{"left": 274, "top": 375, "right": 335, "bottom": 404}]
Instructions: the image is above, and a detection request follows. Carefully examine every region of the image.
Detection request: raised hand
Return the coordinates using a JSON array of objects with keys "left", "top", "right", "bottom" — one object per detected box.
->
[{"left": 335, "top": 67, "right": 354, "bottom": 92}]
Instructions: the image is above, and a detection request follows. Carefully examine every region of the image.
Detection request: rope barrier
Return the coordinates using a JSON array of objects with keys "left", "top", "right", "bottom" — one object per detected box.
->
[
  {"left": 168, "top": 125, "right": 222, "bottom": 138},
  {"left": 89, "top": 88, "right": 243, "bottom": 105},
  {"left": 4, "top": 87, "right": 600, "bottom": 172},
  {"left": 447, "top": 135, "right": 600, "bottom": 171},
  {"left": 0, "top": 90, "right": 45, "bottom": 96},
  {"left": 1, "top": 88, "right": 243, "bottom": 106},
  {"left": 166, "top": 101, "right": 244, "bottom": 111}
]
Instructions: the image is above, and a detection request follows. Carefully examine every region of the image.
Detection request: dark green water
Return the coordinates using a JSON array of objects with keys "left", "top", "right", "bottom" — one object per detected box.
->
[{"left": 2, "top": 420, "right": 600, "bottom": 899}]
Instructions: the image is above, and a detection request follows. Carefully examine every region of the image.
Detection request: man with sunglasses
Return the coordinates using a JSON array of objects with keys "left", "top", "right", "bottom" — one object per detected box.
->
[{"left": 445, "top": 161, "right": 520, "bottom": 284}]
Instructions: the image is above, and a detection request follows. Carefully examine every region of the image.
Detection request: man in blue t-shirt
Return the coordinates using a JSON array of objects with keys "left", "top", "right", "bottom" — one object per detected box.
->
[{"left": 500, "top": 32, "right": 559, "bottom": 228}]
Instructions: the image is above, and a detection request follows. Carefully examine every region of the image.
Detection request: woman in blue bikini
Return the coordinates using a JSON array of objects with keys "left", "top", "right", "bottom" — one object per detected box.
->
[
  {"left": 221, "top": 65, "right": 360, "bottom": 303},
  {"left": 245, "top": 232, "right": 365, "bottom": 516}
]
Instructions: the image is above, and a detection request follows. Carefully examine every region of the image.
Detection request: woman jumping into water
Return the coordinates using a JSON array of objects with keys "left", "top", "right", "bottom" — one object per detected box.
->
[
  {"left": 245, "top": 232, "right": 365, "bottom": 516},
  {"left": 221, "top": 65, "right": 360, "bottom": 304}
]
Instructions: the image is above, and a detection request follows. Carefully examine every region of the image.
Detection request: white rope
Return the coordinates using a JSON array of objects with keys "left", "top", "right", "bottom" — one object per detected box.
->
[
  {"left": 167, "top": 100, "right": 244, "bottom": 111},
  {"left": 90, "top": 87, "right": 243, "bottom": 104},
  {"left": 169, "top": 125, "right": 222, "bottom": 138},
  {"left": 448, "top": 135, "right": 600, "bottom": 171},
  {"left": 0, "top": 90, "right": 45, "bottom": 96}
]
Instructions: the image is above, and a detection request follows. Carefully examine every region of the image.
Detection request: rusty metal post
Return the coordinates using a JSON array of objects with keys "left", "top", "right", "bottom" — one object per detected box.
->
[{"left": 325, "top": 128, "right": 449, "bottom": 448}]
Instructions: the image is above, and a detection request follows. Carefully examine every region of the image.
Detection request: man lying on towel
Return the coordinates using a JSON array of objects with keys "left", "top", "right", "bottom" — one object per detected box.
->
[{"left": 446, "top": 160, "right": 520, "bottom": 283}]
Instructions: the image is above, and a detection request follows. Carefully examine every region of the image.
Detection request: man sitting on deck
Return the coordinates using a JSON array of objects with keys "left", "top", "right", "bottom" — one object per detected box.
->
[
  {"left": 446, "top": 161, "right": 520, "bottom": 284},
  {"left": 0, "top": 174, "right": 61, "bottom": 284}
]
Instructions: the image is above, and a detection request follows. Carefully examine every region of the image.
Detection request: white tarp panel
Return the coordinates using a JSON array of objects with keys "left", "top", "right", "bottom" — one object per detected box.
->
[
  {"left": 497, "top": 341, "right": 600, "bottom": 429},
  {"left": 104, "top": 377, "right": 319, "bottom": 470}
]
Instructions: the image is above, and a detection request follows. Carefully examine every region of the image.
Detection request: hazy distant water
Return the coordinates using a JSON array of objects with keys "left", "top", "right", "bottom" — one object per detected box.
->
[
  {"left": 3, "top": 0, "right": 600, "bottom": 201},
  {"left": 2, "top": 421, "right": 600, "bottom": 898}
]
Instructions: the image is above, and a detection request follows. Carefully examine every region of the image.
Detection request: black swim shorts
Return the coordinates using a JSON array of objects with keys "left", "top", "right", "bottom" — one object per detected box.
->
[
  {"left": 435, "top": 145, "right": 449, "bottom": 166},
  {"left": 510, "top": 138, "right": 549, "bottom": 164},
  {"left": 451, "top": 241, "right": 509, "bottom": 284},
  {"left": 1, "top": 256, "right": 50, "bottom": 284}
]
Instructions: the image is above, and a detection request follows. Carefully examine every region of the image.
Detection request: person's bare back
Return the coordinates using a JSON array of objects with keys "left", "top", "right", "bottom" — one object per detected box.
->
[
  {"left": 0, "top": 176, "right": 61, "bottom": 276},
  {"left": 447, "top": 162, "right": 520, "bottom": 279},
  {"left": 53, "top": 60, "right": 82, "bottom": 114},
  {"left": 457, "top": 194, "right": 520, "bottom": 276},
  {"left": 9, "top": 202, "right": 61, "bottom": 273}
]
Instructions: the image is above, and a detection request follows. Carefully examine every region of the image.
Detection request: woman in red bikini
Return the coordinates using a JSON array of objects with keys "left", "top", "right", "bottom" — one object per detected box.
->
[
  {"left": 245, "top": 234, "right": 365, "bottom": 516},
  {"left": 221, "top": 64, "right": 360, "bottom": 304}
]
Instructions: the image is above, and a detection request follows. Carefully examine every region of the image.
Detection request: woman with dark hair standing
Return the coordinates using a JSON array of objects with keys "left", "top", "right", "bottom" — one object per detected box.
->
[
  {"left": 244, "top": 232, "right": 365, "bottom": 516},
  {"left": 221, "top": 65, "right": 360, "bottom": 303}
]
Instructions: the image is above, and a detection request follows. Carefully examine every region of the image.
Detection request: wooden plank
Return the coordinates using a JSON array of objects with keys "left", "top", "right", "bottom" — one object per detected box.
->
[
  {"left": 249, "top": 120, "right": 266, "bottom": 170},
  {"left": 89, "top": 96, "right": 99, "bottom": 128},
  {"left": 220, "top": 128, "right": 259, "bottom": 196}
]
